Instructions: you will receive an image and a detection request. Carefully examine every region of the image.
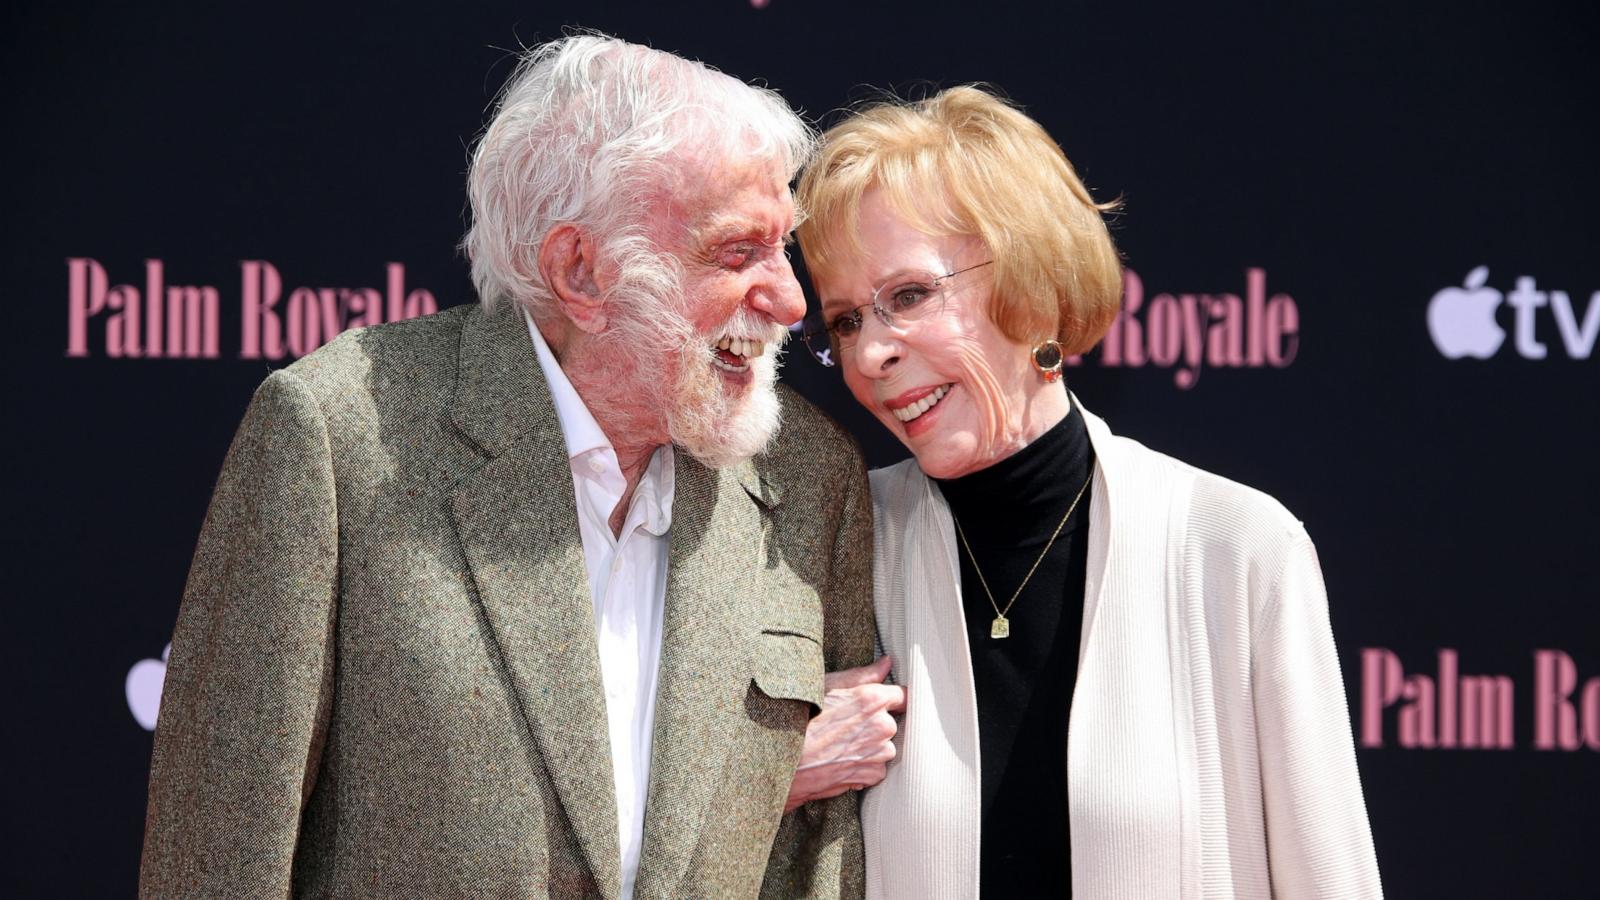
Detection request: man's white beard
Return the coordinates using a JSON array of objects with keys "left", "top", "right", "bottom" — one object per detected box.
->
[
  {"left": 663, "top": 328, "right": 784, "bottom": 470},
  {"left": 659, "top": 312, "right": 786, "bottom": 470},
  {"left": 591, "top": 299, "right": 786, "bottom": 470}
]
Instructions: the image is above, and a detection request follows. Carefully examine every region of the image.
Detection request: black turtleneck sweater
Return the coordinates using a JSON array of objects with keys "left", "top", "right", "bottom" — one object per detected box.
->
[{"left": 932, "top": 404, "right": 1094, "bottom": 898}]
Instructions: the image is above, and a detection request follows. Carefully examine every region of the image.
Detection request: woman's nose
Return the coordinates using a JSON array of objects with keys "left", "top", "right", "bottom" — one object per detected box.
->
[{"left": 852, "top": 319, "right": 902, "bottom": 377}]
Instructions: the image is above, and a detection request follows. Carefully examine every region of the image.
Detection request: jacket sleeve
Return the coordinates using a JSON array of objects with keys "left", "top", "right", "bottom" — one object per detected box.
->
[
  {"left": 761, "top": 449, "right": 874, "bottom": 900},
  {"left": 1253, "top": 526, "right": 1383, "bottom": 899},
  {"left": 138, "top": 369, "right": 339, "bottom": 899}
]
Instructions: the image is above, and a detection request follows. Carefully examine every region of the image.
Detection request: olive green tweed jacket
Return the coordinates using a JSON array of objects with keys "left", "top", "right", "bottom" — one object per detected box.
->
[{"left": 139, "top": 301, "right": 874, "bottom": 899}]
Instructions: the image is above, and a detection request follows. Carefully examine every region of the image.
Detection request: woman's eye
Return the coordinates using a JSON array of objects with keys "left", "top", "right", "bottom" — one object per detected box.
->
[
  {"left": 888, "top": 284, "right": 933, "bottom": 310},
  {"left": 831, "top": 311, "right": 863, "bottom": 336}
]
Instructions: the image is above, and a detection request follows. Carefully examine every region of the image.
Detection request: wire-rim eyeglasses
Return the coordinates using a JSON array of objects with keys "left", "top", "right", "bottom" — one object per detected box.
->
[{"left": 800, "top": 261, "right": 993, "bottom": 367}]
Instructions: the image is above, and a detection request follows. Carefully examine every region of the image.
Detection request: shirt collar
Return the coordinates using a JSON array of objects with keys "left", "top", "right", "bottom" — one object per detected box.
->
[
  {"left": 525, "top": 310, "right": 674, "bottom": 536},
  {"left": 630, "top": 441, "right": 675, "bottom": 537},
  {"left": 526, "top": 310, "right": 612, "bottom": 462}
]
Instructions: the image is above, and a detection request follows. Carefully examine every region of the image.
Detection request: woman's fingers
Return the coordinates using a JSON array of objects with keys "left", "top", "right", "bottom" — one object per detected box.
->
[
  {"left": 786, "top": 659, "right": 908, "bottom": 810},
  {"left": 882, "top": 683, "right": 908, "bottom": 714},
  {"left": 823, "top": 654, "right": 894, "bottom": 691}
]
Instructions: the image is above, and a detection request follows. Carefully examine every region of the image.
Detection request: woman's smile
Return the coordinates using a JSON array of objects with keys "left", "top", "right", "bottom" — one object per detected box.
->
[{"left": 886, "top": 383, "right": 956, "bottom": 437}]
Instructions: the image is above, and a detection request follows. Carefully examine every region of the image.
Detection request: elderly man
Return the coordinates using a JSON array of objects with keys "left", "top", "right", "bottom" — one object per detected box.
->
[{"left": 139, "top": 35, "right": 880, "bottom": 899}]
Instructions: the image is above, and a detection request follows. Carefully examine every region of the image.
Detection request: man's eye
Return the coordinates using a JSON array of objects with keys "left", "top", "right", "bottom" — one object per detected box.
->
[{"left": 720, "top": 243, "right": 760, "bottom": 269}]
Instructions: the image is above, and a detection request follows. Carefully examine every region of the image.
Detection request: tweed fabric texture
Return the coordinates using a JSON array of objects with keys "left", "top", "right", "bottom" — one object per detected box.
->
[
  {"left": 139, "top": 300, "right": 873, "bottom": 899},
  {"left": 862, "top": 399, "right": 1382, "bottom": 899}
]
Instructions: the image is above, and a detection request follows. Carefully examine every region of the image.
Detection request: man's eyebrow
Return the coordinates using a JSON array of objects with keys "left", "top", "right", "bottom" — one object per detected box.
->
[{"left": 697, "top": 212, "right": 791, "bottom": 243}]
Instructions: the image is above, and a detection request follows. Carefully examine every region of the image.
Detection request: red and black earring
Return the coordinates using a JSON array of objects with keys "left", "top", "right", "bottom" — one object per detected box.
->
[{"left": 1032, "top": 339, "right": 1064, "bottom": 382}]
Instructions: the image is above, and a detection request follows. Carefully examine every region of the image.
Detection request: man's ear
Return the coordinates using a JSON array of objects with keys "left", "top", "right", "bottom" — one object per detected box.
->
[{"left": 538, "top": 224, "right": 609, "bottom": 334}]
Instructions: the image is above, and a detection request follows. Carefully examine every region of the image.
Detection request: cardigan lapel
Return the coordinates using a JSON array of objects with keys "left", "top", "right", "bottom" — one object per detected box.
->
[
  {"left": 447, "top": 304, "right": 622, "bottom": 898},
  {"left": 1068, "top": 396, "right": 1191, "bottom": 898},
  {"left": 1074, "top": 397, "right": 1119, "bottom": 663},
  {"left": 632, "top": 452, "right": 769, "bottom": 898},
  {"left": 873, "top": 397, "right": 1188, "bottom": 899}
]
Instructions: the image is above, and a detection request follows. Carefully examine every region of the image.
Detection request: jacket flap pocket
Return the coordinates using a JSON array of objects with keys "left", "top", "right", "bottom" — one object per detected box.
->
[{"left": 751, "top": 629, "right": 825, "bottom": 711}]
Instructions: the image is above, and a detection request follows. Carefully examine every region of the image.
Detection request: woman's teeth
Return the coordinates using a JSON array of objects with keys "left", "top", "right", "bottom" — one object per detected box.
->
[
  {"left": 892, "top": 384, "right": 952, "bottom": 423},
  {"left": 712, "top": 336, "right": 765, "bottom": 372}
]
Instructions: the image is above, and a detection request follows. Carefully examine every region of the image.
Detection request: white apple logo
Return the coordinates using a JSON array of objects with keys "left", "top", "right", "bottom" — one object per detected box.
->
[
  {"left": 1429, "top": 266, "right": 1505, "bottom": 359},
  {"left": 127, "top": 643, "right": 170, "bottom": 731}
]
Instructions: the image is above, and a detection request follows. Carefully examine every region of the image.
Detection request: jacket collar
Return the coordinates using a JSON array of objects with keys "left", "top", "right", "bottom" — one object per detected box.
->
[{"left": 449, "top": 300, "right": 550, "bottom": 456}]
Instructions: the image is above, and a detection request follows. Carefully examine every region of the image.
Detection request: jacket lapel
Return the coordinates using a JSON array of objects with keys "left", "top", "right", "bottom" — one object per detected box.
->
[
  {"left": 632, "top": 453, "right": 770, "bottom": 897},
  {"left": 447, "top": 304, "right": 621, "bottom": 899}
]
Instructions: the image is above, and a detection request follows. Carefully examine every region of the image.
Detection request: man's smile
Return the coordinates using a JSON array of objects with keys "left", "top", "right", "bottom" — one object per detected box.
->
[{"left": 710, "top": 334, "right": 767, "bottom": 374}]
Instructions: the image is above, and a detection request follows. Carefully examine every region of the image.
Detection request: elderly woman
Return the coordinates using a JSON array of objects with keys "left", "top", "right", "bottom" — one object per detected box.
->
[{"left": 791, "top": 87, "right": 1382, "bottom": 898}]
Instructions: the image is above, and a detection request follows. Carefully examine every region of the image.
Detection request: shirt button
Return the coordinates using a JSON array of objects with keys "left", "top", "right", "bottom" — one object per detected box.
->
[{"left": 587, "top": 456, "right": 606, "bottom": 475}]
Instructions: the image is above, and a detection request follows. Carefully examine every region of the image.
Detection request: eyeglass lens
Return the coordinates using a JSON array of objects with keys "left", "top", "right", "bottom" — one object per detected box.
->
[{"left": 803, "top": 262, "right": 990, "bottom": 367}]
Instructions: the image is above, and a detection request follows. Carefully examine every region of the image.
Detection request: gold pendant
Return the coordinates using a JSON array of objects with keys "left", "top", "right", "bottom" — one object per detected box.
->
[{"left": 990, "top": 615, "right": 1010, "bottom": 639}]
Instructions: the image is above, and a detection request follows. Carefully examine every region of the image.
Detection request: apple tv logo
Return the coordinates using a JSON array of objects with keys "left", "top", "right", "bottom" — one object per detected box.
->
[
  {"left": 126, "top": 643, "right": 169, "bottom": 731},
  {"left": 1429, "top": 267, "right": 1600, "bottom": 361},
  {"left": 1428, "top": 267, "right": 1505, "bottom": 358}
]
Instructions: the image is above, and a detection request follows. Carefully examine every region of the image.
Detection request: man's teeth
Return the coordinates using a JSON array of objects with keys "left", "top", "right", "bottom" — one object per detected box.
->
[
  {"left": 893, "top": 384, "right": 952, "bottom": 423},
  {"left": 713, "top": 336, "right": 766, "bottom": 359}
]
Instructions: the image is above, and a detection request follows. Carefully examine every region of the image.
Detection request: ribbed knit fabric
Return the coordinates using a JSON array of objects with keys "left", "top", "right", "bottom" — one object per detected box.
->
[{"left": 862, "top": 398, "right": 1382, "bottom": 900}]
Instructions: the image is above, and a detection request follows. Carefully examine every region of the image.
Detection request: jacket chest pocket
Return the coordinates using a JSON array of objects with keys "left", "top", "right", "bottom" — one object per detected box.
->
[
  {"left": 745, "top": 568, "right": 826, "bottom": 728},
  {"left": 747, "top": 627, "right": 825, "bottom": 735}
]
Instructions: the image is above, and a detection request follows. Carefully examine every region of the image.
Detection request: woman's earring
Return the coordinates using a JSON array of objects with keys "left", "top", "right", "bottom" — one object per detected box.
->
[{"left": 1032, "top": 339, "right": 1065, "bottom": 383}]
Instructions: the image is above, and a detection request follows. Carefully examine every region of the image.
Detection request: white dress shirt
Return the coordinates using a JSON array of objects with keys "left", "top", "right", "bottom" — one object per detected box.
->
[{"left": 526, "top": 313, "right": 673, "bottom": 900}]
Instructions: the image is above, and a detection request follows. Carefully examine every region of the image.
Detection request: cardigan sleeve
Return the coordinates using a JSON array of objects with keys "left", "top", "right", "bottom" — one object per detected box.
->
[{"left": 1251, "top": 526, "right": 1384, "bottom": 899}]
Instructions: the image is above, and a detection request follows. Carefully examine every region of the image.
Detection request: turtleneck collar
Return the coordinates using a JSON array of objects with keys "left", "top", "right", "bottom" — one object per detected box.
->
[{"left": 932, "top": 401, "right": 1093, "bottom": 545}]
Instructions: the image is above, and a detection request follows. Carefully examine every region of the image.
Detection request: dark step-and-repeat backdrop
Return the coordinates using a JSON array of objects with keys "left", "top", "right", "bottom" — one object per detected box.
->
[{"left": 6, "top": 2, "right": 1595, "bottom": 896}]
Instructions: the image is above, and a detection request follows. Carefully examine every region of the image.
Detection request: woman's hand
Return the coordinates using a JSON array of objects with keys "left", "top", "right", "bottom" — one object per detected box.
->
[{"left": 785, "top": 656, "right": 907, "bottom": 812}]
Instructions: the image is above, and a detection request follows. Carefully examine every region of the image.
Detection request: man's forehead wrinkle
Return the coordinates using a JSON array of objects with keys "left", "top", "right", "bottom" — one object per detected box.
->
[{"left": 642, "top": 148, "right": 795, "bottom": 252}]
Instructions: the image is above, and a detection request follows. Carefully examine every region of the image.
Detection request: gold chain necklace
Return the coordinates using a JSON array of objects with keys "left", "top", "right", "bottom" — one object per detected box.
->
[{"left": 952, "top": 471, "right": 1092, "bottom": 639}]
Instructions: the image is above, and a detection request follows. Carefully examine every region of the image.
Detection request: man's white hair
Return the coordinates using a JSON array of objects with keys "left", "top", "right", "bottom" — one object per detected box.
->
[{"left": 462, "top": 32, "right": 816, "bottom": 318}]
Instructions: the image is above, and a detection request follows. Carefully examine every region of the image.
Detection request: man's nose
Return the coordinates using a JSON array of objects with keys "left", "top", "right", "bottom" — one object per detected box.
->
[{"left": 748, "top": 253, "right": 805, "bottom": 327}]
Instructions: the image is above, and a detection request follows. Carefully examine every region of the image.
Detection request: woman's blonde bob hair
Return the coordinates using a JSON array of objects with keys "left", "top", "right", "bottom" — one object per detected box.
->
[{"left": 796, "top": 86, "right": 1122, "bottom": 356}]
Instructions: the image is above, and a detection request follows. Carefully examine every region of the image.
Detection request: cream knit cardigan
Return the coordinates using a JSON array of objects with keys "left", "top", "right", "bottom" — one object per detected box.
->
[{"left": 862, "top": 400, "right": 1382, "bottom": 899}]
